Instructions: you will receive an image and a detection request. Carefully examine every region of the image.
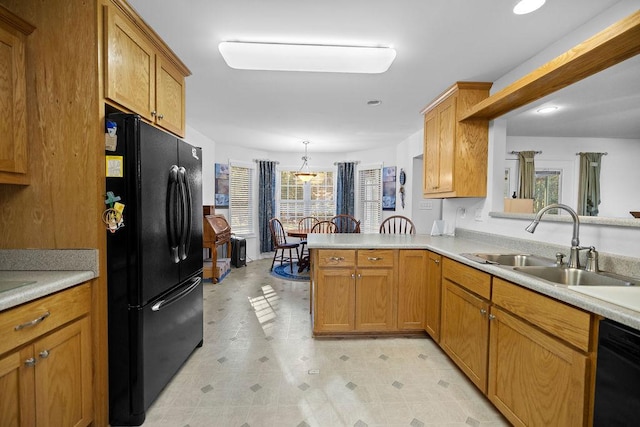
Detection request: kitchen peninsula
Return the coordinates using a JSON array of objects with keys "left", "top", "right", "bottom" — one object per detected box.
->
[
  {"left": 308, "top": 231, "right": 640, "bottom": 426},
  {"left": 308, "top": 231, "right": 640, "bottom": 331}
]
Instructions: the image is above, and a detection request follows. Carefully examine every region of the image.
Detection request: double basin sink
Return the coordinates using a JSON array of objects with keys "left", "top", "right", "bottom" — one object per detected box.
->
[{"left": 468, "top": 253, "right": 638, "bottom": 287}]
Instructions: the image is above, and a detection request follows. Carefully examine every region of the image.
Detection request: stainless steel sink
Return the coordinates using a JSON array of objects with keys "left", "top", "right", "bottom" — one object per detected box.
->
[
  {"left": 471, "top": 253, "right": 557, "bottom": 267},
  {"left": 512, "top": 266, "right": 638, "bottom": 287}
]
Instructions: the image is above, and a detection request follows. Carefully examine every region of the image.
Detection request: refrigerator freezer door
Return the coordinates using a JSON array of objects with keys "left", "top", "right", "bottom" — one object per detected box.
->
[
  {"left": 141, "top": 276, "right": 203, "bottom": 411},
  {"left": 109, "top": 276, "right": 203, "bottom": 425}
]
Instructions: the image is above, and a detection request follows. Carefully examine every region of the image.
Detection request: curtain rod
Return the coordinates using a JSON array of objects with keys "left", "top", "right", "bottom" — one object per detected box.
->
[
  {"left": 509, "top": 150, "right": 542, "bottom": 155},
  {"left": 576, "top": 152, "right": 608, "bottom": 155},
  {"left": 253, "top": 159, "right": 279, "bottom": 164},
  {"left": 333, "top": 161, "right": 361, "bottom": 165}
]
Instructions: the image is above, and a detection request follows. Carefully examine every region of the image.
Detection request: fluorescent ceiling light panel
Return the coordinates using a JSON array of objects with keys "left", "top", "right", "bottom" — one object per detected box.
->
[{"left": 218, "top": 42, "right": 396, "bottom": 74}]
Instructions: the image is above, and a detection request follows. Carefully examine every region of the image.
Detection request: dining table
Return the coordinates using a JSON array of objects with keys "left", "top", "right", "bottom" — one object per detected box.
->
[{"left": 286, "top": 229, "right": 312, "bottom": 272}]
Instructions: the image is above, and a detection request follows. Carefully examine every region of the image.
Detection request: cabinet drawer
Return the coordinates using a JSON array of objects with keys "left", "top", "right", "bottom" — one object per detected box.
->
[
  {"left": 317, "top": 250, "right": 356, "bottom": 267},
  {"left": 357, "top": 250, "right": 395, "bottom": 268},
  {"left": 0, "top": 283, "right": 91, "bottom": 356},
  {"left": 442, "top": 258, "right": 491, "bottom": 299},
  {"left": 492, "top": 278, "right": 593, "bottom": 352}
]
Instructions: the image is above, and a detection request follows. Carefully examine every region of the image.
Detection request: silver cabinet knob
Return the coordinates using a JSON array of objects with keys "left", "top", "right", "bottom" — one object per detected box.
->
[
  {"left": 39, "top": 350, "right": 50, "bottom": 359},
  {"left": 25, "top": 357, "right": 36, "bottom": 367}
]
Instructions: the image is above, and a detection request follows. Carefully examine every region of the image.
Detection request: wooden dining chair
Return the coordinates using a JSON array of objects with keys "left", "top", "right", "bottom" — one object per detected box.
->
[
  {"left": 379, "top": 215, "right": 416, "bottom": 234},
  {"left": 331, "top": 214, "right": 361, "bottom": 233},
  {"left": 298, "top": 216, "right": 319, "bottom": 260},
  {"left": 310, "top": 220, "right": 338, "bottom": 234},
  {"left": 268, "top": 218, "right": 300, "bottom": 273}
]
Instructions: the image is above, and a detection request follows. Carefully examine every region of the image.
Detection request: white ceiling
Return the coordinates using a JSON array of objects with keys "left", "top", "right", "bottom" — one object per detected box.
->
[{"left": 127, "top": 0, "right": 628, "bottom": 153}]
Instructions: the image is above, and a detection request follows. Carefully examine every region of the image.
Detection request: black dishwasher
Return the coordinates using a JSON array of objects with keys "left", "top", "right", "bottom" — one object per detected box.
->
[{"left": 593, "top": 319, "right": 640, "bottom": 426}]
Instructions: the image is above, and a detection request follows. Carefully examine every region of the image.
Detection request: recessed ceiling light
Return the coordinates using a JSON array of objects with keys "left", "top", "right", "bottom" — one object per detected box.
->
[
  {"left": 536, "top": 106, "right": 559, "bottom": 114},
  {"left": 367, "top": 100, "right": 382, "bottom": 106},
  {"left": 513, "top": 0, "right": 546, "bottom": 15},
  {"left": 218, "top": 42, "right": 396, "bottom": 74}
]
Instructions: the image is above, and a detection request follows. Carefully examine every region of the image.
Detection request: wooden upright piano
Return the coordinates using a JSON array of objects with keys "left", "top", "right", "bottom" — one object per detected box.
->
[{"left": 203, "top": 208, "right": 232, "bottom": 283}]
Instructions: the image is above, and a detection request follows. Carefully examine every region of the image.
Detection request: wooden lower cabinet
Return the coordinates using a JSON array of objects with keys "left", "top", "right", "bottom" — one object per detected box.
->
[
  {"left": 315, "top": 267, "right": 356, "bottom": 332},
  {"left": 397, "top": 250, "right": 428, "bottom": 330},
  {"left": 313, "top": 249, "right": 397, "bottom": 334},
  {"left": 437, "top": 258, "right": 595, "bottom": 426},
  {"left": 488, "top": 306, "right": 589, "bottom": 427},
  {"left": 355, "top": 266, "right": 395, "bottom": 331},
  {"left": 425, "top": 251, "right": 442, "bottom": 341},
  {"left": 0, "top": 284, "right": 93, "bottom": 427},
  {"left": 440, "top": 279, "right": 490, "bottom": 392}
]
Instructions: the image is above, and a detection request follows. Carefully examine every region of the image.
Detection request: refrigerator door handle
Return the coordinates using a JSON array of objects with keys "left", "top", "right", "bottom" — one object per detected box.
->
[
  {"left": 167, "top": 165, "right": 181, "bottom": 263},
  {"left": 177, "top": 167, "right": 192, "bottom": 261},
  {"left": 151, "top": 277, "right": 202, "bottom": 312}
]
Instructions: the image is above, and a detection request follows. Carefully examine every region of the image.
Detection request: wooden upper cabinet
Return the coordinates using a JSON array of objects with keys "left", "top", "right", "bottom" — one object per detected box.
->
[
  {"left": 422, "top": 82, "right": 492, "bottom": 198},
  {"left": 104, "top": 5, "right": 155, "bottom": 122},
  {"left": 104, "top": 1, "right": 190, "bottom": 137},
  {"left": 156, "top": 56, "right": 186, "bottom": 136},
  {"left": 0, "top": 6, "right": 35, "bottom": 185}
]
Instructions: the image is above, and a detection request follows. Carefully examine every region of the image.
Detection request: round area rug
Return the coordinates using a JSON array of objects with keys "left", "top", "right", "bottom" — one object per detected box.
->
[{"left": 271, "top": 262, "right": 310, "bottom": 282}]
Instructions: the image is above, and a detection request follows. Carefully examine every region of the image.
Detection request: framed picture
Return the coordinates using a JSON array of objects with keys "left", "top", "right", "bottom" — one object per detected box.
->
[
  {"left": 215, "top": 163, "right": 229, "bottom": 208},
  {"left": 382, "top": 166, "right": 396, "bottom": 211}
]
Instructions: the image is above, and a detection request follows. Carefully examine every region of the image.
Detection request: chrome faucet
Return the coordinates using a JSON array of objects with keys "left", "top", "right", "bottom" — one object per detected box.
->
[{"left": 525, "top": 203, "right": 593, "bottom": 270}]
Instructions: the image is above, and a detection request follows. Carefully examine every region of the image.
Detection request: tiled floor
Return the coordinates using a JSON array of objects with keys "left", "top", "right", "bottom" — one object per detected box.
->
[{"left": 142, "top": 258, "right": 509, "bottom": 427}]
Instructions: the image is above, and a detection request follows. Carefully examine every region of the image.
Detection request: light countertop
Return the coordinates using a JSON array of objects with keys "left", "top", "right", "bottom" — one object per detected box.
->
[
  {"left": 0, "top": 249, "right": 99, "bottom": 312},
  {"left": 307, "top": 233, "right": 640, "bottom": 330}
]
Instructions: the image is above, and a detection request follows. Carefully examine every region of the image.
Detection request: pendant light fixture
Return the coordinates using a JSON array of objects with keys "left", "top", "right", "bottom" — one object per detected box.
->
[{"left": 294, "top": 141, "right": 317, "bottom": 182}]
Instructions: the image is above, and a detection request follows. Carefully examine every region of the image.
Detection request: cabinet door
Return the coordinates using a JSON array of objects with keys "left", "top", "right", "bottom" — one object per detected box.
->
[
  {"left": 423, "top": 109, "right": 439, "bottom": 194},
  {"left": 355, "top": 267, "right": 395, "bottom": 331},
  {"left": 0, "top": 21, "right": 29, "bottom": 184},
  {"left": 437, "top": 96, "right": 456, "bottom": 193},
  {"left": 488, "top": 307, "right": 589, "bottom": 427},
  {"left": 34, "top": 316, "right": 92, "bottom": 427},
  {"left": 397, "top": 250, "right": 428, "bottom": 330},
  {"left": 0, "top": 347, "right": 35, "bottom": 427},
  {"left": 104, "top": 5, "right": 155, "bottom": 122},
  {"left": 440, "top": 279, "right": 489, "bottom": 392},
  {"left": 315, "top": 268, "right": 355, "bottom": 332},
  {"left": 425, "top": 251, "right": 442, "bottom": 341},
  {"left": 156, "top": 56, "right": 186, "bottom": 136}
]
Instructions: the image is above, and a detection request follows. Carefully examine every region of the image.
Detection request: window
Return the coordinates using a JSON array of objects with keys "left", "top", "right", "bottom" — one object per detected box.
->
[
  {"left": 358, "top": 166, "right": 382, "bottom": 233},
  {"left": 279, "top": 171, "right": 335, "bottom": 228},
  {"left": 534, "top": 169, "right": 561, "bottom": 214},
  {"left": 229, "top": 162, "right": 254, "bottom": 234}
]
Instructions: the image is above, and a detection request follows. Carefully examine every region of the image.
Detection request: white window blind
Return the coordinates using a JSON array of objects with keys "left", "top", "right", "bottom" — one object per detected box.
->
[
  {"left": 358, "top": 166, "right": 382, "bottom": 233},
  {"left": 229, "top": 163, "right": 254, "bottom": 235},
  {"left": 279, "top": 170, "right": 334, "bottom": 229}
]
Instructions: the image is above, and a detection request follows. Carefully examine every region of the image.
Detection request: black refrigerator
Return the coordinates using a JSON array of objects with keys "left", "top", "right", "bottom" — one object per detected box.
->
[{"left": 105, "top": 113, "right": 203, "bottom": 426}]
